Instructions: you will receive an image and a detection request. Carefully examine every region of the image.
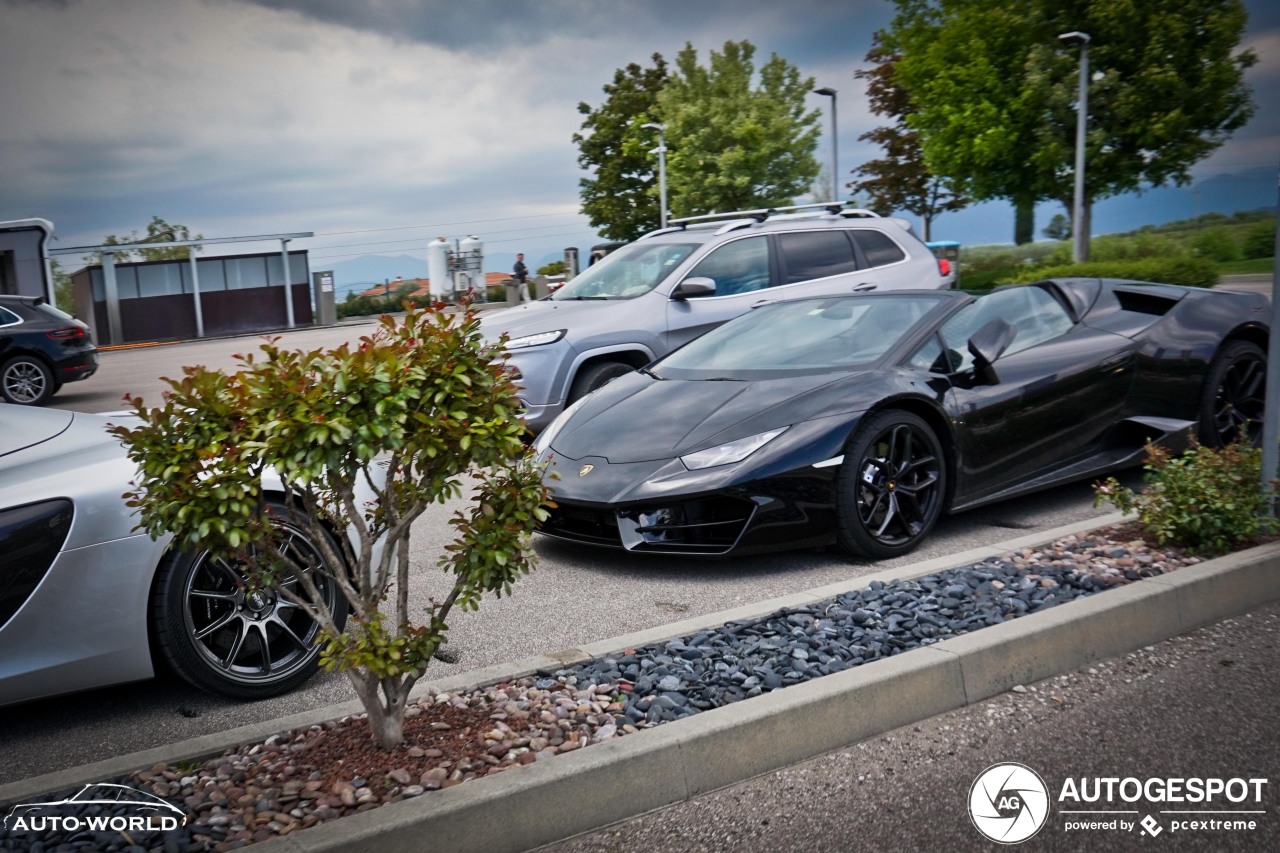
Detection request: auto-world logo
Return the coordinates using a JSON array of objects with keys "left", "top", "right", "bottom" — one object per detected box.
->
[
  {"left": 969, "top": 763, "right": 1051, "bottom": 844},
  {"left": 3, "top": 783, "right": 187, "bottom": 834}
]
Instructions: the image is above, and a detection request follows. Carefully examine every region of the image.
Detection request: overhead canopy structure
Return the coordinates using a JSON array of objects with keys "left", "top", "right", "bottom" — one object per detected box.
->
[{"left": 52, "top": 232, "right": 313, "bottom": 346}]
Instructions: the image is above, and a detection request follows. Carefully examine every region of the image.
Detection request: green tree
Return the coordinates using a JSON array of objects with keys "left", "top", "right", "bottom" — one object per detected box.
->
[
  {"left": 537, "top": 260, "right": 567, "bottom": 276},
  {"left": 99, "top": 216, "right": 203, "bottom": 262},
  {"left": 111, "top": 304, "right": 549, "bottom": 749},
  {"left": 850, "top": 33, "right": 968, "bottom": 241},
  {"left": 880, "top": 0, "right": 1256, "bottom": 257},
  {"left": 659, "top": 40, "right": 822, "bottom": 216},
  {"left": 1043, "top": 213, "right": 1072, "bottom": 241},
  {"left": 573, "top": 54, "right": 670, "bottom": 242},
  {"left": 50, "top": 259, "right": 75, "bottom": 313}
]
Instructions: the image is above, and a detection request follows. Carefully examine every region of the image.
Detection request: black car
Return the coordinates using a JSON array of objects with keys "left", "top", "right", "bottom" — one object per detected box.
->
[
  {"left": 533, "top": 279, "right": 1268, "bottom": 559},
  {"left": 0, "top": 295, "right": 98, "bottom": 405}
]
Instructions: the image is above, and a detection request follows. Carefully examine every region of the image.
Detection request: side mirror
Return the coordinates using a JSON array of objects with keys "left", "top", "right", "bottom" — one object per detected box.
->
[
  {"left": 671, "top": 277, "right": 716, "bottom": 300},
  {"left": 967, "top": 317, "right": 1017, "bottom": 385}
]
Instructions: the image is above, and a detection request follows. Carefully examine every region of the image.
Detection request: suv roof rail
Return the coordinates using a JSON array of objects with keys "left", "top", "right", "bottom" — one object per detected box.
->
[{"left": 668, "top": 201, "right": 881, "bottom": 228}]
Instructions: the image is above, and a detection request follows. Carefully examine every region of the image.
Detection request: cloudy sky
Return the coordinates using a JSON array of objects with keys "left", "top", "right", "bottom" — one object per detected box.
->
[{"left": 1, "top": 0, "right": 1277, "bottom": 276}]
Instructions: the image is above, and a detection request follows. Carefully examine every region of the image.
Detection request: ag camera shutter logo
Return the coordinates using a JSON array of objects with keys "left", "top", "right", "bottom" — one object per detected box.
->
[{"left": 969, "top": 763, "right": 1051, "bottom": 844}]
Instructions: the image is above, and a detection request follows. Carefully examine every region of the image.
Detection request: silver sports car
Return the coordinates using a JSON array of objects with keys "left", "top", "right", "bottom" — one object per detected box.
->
[{"left": 0, "top": 406, "right": 382, "bottom": 707}]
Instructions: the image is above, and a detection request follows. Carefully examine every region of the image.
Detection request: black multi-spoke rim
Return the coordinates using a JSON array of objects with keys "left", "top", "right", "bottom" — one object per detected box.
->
[
  {"left": 855, "top": 423, "right": 941, "bottom": 547},
  {"left": 181, "top": 525, "right": 336, "bottom": 686},
  {"left": 1213, "top": 353, "right": 1265, "bottom": 445}
]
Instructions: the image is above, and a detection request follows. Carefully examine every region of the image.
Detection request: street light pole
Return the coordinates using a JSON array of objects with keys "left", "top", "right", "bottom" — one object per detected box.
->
[
  {"left": 643, "top": 122, "right": 668, "bottom": 228},
  {"left": 812, "top": 87, "right": 838, "bottom": 201},
  {"left": 1060, "top": 31, "right": 1091, "bottom": 263}
]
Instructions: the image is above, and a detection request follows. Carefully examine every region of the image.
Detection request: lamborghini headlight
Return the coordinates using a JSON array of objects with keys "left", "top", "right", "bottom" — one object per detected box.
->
[{"left": 680, "top": 427, "right": 788, "bottom": 470}]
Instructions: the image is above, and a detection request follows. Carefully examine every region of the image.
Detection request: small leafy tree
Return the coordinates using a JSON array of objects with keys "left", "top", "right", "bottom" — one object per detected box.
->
[
  {"left": 1043, "top": 213, "right": 1071, "bottom": 241},
  {"left": 97, "top": 216, "right": 203, "bottom": 262},
  {"left": 111, "top": 304, "right": 549, "bottom": 749}
]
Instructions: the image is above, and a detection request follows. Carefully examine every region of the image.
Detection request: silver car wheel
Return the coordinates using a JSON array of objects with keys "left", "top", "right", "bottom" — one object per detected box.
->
[
  {"left": 1, "top": 356, "right": 54, "bottom": 406},
  {"left": 152, "top": 505, "right": 348, "bottom": 699}
]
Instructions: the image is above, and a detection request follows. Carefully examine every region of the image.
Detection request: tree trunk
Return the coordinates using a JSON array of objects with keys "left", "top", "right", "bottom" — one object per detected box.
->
[
  {"left": 1014, "top": 197, "right": 1035, "bottom": 245},
  {"left": 346, "top": 670, "right": 409, "bottom": 749}
]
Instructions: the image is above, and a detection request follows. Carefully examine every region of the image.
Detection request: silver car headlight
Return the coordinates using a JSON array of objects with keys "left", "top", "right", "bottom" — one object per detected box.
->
[
  {"left": 680, "top": 427, "right": 788, "bottom": 470},
  {"left": 506, "top": 329, "right": 566, "bottom": 350}
]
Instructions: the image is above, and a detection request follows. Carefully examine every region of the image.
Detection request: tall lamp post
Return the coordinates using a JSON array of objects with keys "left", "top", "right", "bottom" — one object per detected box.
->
[
  {"left": 1059, "top": 31, "right": 1091, "bottom": 263},
  {"left": 812, "top": 87, "right": 838, "bottom": 201},
  {"left": 643, "top": 122, "right": 668, "bottom": 228}
]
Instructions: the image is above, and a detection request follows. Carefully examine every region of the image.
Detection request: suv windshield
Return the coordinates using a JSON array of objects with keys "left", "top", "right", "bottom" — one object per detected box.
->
[
  {"left": 655, "top": 295, "right": 945, "bottom": 380},
  {"left": 552, "top": 242, "right": 698, "bottom": 301}
]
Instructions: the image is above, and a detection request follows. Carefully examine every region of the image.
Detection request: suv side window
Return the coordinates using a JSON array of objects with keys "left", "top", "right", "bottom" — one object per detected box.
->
[
  {"left": 776, "top": 231, "right": 858, "bottom": 284},
  {"left": 0, "top": 306, "right": 21, "bottom": 326},
  {"left": 851, "top": 230, "right": 907, "bottom": 267},
  {"left": 684, "top": 236, "right": 771, "bottom": 296}
]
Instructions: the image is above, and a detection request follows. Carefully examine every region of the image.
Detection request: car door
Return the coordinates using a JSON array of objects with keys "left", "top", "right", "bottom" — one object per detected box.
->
[
  {"left": 774, "top": 229, "right": 882, "bottom": 295},
  {"left": 663, "top": 234, "right": 775, "bottom": 351},
  {"left": 928, "top": 286, "right": 1138, "bottom": 503}
]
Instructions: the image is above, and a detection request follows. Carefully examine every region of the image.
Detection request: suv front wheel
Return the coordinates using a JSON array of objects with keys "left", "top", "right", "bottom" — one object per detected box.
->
[{"left": 568, "top": 361, "right": 634, "bottom": 403}]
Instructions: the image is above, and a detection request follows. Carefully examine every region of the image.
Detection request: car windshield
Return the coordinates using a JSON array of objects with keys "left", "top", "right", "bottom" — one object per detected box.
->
[
  {"left": 552, "top": 242, "right": 699, "bottom": 301},
  {"left": 654, "top": 295, "right": 946, "bottom": 380}
]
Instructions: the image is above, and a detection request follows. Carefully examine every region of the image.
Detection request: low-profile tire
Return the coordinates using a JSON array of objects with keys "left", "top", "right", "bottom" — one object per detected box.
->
[
  {"left": 835, "top": 410, "right": 946, "bottom": 560},
  {"left": 150, "top": 502, "right": 349, "bottom": 700},
  {"left": 568, "top": 360, "right": 634, "bottom": 403},
  {"left": 1198, "top": 340, "right": 1265, "bottom": 447},
  {"left": 0, "top": 355, "right": 55, "bottom": 406}
]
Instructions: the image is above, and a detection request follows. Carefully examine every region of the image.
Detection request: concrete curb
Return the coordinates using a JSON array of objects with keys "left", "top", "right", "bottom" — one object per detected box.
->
[{"left": 7, "top": 515, "right": 1280, "bottom": 853}]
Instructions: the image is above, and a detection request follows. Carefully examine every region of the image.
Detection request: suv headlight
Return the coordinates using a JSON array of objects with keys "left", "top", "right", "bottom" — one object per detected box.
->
[
  {"left": 506, "top": 329, "right": 566, "bottom": 350},
  {"left": 681, "top": 427, "right": 788, "bottom": 470}
]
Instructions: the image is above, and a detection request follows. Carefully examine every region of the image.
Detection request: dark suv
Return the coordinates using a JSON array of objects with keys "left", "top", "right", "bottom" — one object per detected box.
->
[{"left": 0, "top": 295, "right": 98, "bottom": 405}]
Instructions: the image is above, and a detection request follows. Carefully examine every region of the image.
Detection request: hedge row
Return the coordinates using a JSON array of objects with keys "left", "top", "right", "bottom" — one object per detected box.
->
[{"left": 1001, "top": 255, "right": 1218, "bottom": 288}]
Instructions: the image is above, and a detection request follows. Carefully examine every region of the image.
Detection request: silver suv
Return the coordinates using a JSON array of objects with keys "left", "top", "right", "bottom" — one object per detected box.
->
[{"left": 482, "top": 203, "right": 949, "bottom": 432}]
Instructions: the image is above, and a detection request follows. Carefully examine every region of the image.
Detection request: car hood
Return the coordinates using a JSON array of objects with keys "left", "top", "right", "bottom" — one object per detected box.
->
[
  {"left": 480, "top": 298, "right": 634, "bottom": 343},
  {"left": 548, "top": 369, "right": 880, "bottom": 464}
]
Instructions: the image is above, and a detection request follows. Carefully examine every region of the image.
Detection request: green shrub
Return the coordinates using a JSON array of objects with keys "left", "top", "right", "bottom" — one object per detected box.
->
[
  {"left": 1093, "top": 440, "right": 1270, "bottom": 556},
  {"left": 1190, "top": 227, "right": 1242, "bottom": 263},
  {"left": 1242, "top": 220, "right": 1276, "bottom": 260},
  {"left": 1002, "top": 256, "right": 1218, "bottom": 287}
]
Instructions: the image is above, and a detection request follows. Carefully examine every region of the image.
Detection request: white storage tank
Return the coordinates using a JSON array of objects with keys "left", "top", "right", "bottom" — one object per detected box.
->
[
  {"left": 427, "top": 236, "right": 451, "bottom": 300},
  {"left": 456, "top": 235, "right": 484, "bottom": 299}
]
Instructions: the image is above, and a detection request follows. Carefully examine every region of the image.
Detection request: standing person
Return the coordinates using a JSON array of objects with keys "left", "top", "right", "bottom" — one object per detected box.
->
[{"left": 512, "top": 253, "right": 533, "bottom": 303}]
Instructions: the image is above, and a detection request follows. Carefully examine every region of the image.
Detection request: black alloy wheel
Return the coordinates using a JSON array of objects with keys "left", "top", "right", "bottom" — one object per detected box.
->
[
  {"left": 1198, "top": 341, "right": 1266, "bottom": 447},
  {"left": 0, "top": 355, "right": 55, "bottom": 406},
  {"left": 150, "top": 504, "right": 348, "bottom": 699},
  {"left": 836, "top": 410, "right": 945, "bottom": 559}
]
